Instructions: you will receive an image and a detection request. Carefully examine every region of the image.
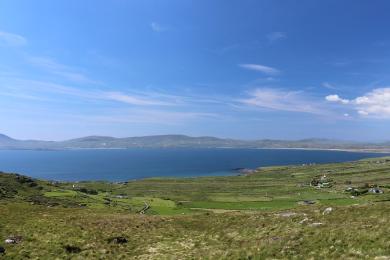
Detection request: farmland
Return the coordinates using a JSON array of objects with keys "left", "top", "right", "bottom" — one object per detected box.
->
[{"left": 1, "top": 157, "right": 390, "bottom": 258}]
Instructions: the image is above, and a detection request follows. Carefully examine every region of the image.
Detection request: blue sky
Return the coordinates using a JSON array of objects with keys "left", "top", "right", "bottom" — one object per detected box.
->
[{"left": 1, "top": 0, "right": 390, "bottom": 141}]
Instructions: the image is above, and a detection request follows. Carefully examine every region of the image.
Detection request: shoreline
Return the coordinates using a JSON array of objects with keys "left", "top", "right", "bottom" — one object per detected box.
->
[
  {"left": 252, "top": 147, "right": 390, "bottom": 154},
  {"left": 0, "top": 147, "right": 390, "bottom": 153}
]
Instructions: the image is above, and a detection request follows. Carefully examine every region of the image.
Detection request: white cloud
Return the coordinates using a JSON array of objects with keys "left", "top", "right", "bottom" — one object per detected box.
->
[
  {"left": 240, "top": 88, "right": 325, "bottom": 115},
  {"left": 266, "top": 32, "right": 286, "bottom": 43},
  {"left": 325, "top": 94, "right": 349, "bottom": 104},
  {"left": 27, "top": 56, "right": 99, "bottom": 84},
  {"left": 322, "top": 82, "right": 337, "bottom": 90},
  {"left": 354, "top": 88, "right": 390, "bottom": 117},
  {"left": 239, "top": 64, "right": 280, "bottom": 75},
  {"left": 150, "top": 22, "right": 167, "bottom": 32},
  {"left": 325, "top": 88, "right": 390, "bottom": 118},
  {"left": 0, "top": 31, "right": 27, "bottom": 46},
  {"left": 358, "top": 110, "right": 369, "bottom": 116}
]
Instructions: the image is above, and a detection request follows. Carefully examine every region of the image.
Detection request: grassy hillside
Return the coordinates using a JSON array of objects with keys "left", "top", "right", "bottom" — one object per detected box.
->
[{"left": 1, "top": 157, "right": 390, "bottom": 258}]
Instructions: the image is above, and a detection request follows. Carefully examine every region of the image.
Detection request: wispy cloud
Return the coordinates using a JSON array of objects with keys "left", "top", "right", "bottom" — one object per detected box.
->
[
  {"left": 0, "top": 103, "right": 218, "bottom": 131},
  {"left": 0, "top": 78, "right": 181, "bottom": 107},
  {"left": 239, "top": 64, "right": 280, "bottom": 75},
  {"left": 83, "top": 109, "right": 217, "bottom": 125},
  {"left": 239, "top": 88, "right": 326, "bottom": 115},
  {"left": 327, "top": 59, "right": 352, "bottom": 67},
  {"left": 105, "top": 91, "right": 176, "bottom": 106},
  {"left": 211, "top": 44, "right": 240, "bottom": 55},
  {"left": 27, "top": 56, "right": 99, "bottom": 84},
  {"left": 322, "top": 82, "right": 338, "bottom": 90},
  {"left": 325, "top": 88, "right": 390, "bottom": 118},
  {"left": 0, "top": 31, "right": 27, "bottom": 46},
  {"left": 0, "top": 77, "right": 219, "bottom": 127},
  {"left": 266, "top": 32, "right": 286, "bottom": 43},
  {"left": 150, "top": 22, "right": 168, "bottom": 32}
]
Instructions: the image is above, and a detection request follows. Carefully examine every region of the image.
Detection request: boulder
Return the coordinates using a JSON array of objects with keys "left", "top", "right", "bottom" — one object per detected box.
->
[
  {"left": 5, "top": 236, "right": 22, "bottom": 244},
  {"left": 299, "top": 218, "right": 309, "bottom": 224},
  {"left": 322, "top": 207, "right": 333, "bottom": 215},
  {"left": 276, "top": 212, "right": 297, "bottom": 217},
  {"left": 107, "top": 236, "right": 128, "bottom": 244}
]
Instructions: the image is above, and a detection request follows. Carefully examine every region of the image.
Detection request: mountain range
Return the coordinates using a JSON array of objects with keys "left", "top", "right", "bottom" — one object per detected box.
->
[{"left": 0, "top": 133, "right": 390, "bottom": 151}]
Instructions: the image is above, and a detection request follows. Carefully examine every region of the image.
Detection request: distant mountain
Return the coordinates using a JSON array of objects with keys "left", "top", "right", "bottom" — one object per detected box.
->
[
  {"left": 0, "top": 134, "right": 56, "bottom": 150},
  {"left": 60, "top": 135, "right": 247, "bottom": 149},
  {"left": 0, "top": 133, "right": 16, "bottom": 142},
  {"left": 0, "top": 133, "right": 389, "bottom": 151}
]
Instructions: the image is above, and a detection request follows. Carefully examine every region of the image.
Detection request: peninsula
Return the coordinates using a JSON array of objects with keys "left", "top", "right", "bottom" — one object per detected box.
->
[{"left": 1, "top": 133, "right": 390, "bottom": 152}]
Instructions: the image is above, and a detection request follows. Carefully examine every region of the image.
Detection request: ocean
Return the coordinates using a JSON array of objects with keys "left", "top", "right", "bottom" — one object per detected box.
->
[{"left": 0, "top": 148, "right": 385, "bottom": 181}]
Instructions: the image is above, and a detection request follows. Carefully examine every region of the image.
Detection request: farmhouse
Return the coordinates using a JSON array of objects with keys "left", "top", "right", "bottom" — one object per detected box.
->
[{"left": 369, "top": 187, "right": 384, "bottom": 194}]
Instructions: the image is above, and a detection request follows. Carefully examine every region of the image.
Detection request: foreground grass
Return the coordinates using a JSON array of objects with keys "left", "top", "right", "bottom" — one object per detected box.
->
[
  {"left": 1, "top": 202, "right": 390, "bottom": 259},
  {"left": 1, "top": 156, "right": 390, "bottom": 258}
]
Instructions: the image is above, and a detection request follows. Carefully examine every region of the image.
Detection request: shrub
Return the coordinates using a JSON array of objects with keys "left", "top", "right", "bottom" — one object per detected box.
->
[{"left": 77, "top": 188, "right": 98, "bottom": 195}]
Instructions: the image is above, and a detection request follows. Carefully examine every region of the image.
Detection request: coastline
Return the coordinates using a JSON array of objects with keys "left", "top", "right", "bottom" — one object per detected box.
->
[
  {"left": 0, "top": 146, "right": 390, "bottom": 153},
  {"left": 251, "top": 147, "right": 390, "bottom": 154}
]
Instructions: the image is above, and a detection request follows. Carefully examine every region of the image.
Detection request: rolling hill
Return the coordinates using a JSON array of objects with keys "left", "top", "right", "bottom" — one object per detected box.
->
[{"left": 0, "top": 133, "right": 388, "bottom": 151}]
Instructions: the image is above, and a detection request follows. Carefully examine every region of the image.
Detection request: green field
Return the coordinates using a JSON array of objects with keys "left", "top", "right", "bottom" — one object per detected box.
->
[{"left": 1, "top": 156, "right": 390, "bottom": 258}]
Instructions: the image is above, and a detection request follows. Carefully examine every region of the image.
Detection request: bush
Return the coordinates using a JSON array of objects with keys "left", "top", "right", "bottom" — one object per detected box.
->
[
  {"left": 77, "top": 188, "right": 98, "bottom": 195},
  {"left": 64, "top": 245, "right": 81, "bottom": 254},
  {"left": 351, "top": 189, "right": 368, "bottom": 196}
]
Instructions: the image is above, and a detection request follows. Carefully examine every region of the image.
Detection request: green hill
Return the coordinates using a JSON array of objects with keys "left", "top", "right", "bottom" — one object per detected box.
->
[
  {"left": 1, "top": 133, "right": 390, "bottom": 150},
  {"left": 1, "top": 157, "right": 390, "bottom": 258}
]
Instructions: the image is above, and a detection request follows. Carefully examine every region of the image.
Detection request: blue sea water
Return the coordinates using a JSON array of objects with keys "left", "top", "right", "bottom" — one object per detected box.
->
[{"left": 0, "top": 148, "right": 386, "bottom": 181}]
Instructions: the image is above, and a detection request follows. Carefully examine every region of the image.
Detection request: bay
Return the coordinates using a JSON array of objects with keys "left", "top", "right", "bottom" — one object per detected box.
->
[{"left": 0, "top": 148, "right": 385, "bottom": 181}]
